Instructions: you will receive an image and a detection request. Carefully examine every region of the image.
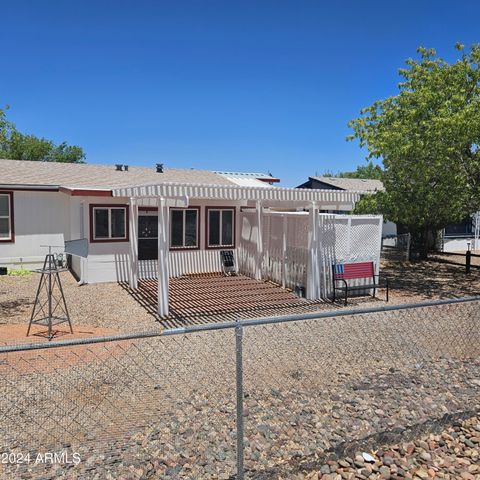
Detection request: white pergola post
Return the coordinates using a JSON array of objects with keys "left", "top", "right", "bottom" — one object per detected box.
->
[
  {"left": 157, "top": 197, "right": 170, "bottom": 317},
  {"left": 306, "top": 202, "right": 321, "bottom": 299},
  {"left": 129, "top": 198, "right": 139, "bottom": 289},
  {"left": 281, "top": 214, "right": 287, "bottom": 288},
  {"left": 255, "top": 200, "right": 263, "bottom": 280},
  {"left": 264, "top": 214, "right": 271, "bottom": 280}
]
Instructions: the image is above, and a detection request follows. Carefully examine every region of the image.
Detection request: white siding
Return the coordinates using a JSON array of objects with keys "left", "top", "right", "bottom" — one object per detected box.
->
[
  {"left": 443, "top": 237, "right": 474, "bottom": 252},
  {"left": 0, "top": 191, "right": 70, "bottom": 269},
  {"left": 382, "top": 220, "right": 397, "bottom": 238},
  {"left": 139, "top": 249, "right": 236, "bottom": 278},
  {"left": 0, "top": 191, "right": 254, "bottom": 283},
  {"left": 78, "top": 196, "right": 132, "bottom": 284}
]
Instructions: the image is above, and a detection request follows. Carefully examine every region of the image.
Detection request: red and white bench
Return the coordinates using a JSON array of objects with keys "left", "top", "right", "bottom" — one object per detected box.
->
[{"left": 332, "top": 261, "right": 389, "bottom": 306}]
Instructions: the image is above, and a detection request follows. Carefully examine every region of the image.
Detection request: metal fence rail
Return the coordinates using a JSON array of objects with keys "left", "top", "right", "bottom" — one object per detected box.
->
[
  {"left": 0, "top": 296, "right": 479, "bottom": 479},
  {"left": 430, "top": 249, "right": 480, "bottom": 273}
]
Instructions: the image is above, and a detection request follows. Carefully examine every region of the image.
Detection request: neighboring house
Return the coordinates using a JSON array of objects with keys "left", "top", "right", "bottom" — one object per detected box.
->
[
  {"left": 297, "top": 176, "right": 396, "bottom": 237},
  {"left": 0, "top": 159, "right": 385, "bottom": 315},
  {"left": 298, "top": 176, "right": 384, "bottom": 194},
  {"left": 442, "top": 213, "right": 480, "bottom": 252}
]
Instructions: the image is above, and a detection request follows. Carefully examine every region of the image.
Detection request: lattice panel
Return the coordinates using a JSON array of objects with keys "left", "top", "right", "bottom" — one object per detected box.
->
[
  {"left": 239, "top": 211, "right": 382, "bottom": 299},
  {"left": 350, "top": 217, "right": 382, "bottom": 266}
]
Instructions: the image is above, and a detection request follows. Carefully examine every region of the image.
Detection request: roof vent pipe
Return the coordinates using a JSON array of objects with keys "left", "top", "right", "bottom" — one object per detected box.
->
[
  {"left": 156, "top": 163, "right": 164, "bottom": 173},
  {"left": 115, "top": 164, "right": 123, "bottom": 171}
]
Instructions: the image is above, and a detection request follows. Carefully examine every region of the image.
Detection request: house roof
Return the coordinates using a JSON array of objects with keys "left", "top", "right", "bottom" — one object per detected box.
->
[
  {"left": 0, "top": 159, "right": 363, "bottom": 209},
  {"left": 215, "top": 171, "right": 279, "bottom": 188},
  {"left": 0, "top": 159, "right": 233, "bottom": 190},
  {"left": 309, "top": 176, "right": 384, "bottom": 193}
]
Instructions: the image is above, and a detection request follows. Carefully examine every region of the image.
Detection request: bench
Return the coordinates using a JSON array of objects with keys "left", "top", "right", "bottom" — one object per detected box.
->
[{"left": 332, "top": 261, "right": 389, "bottom": 306}]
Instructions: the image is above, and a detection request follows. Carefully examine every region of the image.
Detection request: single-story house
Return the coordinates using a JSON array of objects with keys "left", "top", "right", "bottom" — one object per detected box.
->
[{"left": 1, "top": 159, "right": 385, "bottom": 315}]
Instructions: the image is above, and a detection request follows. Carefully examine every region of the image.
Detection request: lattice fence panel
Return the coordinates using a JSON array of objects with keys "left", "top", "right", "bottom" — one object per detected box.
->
[{"left": 239, "top": 211, "right": 383, "bottom": 298}]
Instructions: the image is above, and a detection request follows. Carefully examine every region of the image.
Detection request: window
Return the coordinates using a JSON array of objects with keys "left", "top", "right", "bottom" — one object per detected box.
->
[
  {"left": 207, "top": 208, "right": 235, "bottom": 248},
  {"left": 445, "top": 217, "right": 474, "bottom": 237},
  {"left": 90, "top": 205, "right": 128, "bottom": 242},
  {"left": 170, "top": 208, "right": 199, "bottom": 249},
  {"left": 0, "top": 192, "right": 13, "bottom": 242}
]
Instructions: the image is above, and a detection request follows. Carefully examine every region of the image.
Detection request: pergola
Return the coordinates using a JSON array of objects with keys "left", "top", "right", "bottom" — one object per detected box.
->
[{"left": 112, "top": 182, "right": 361, "bottom": 316}]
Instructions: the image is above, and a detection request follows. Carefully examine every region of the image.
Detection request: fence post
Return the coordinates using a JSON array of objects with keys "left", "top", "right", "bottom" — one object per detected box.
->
[
  {"left": 406, "top": 233, "right": 411, "bottom": 261},
  {"left": 466, "top": 250, "right": 472, "bottom": 274},
  {"left": 235, "top": 320, "right": 245, "bottom": 480}
]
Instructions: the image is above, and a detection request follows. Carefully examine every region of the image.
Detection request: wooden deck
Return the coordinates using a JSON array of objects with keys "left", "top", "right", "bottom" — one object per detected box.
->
[{"left": 134, "top": 274, "right": 327, "bottom": 327}]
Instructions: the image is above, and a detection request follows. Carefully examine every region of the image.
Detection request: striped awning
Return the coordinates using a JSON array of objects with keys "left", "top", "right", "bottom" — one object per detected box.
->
[{"left": 112, "top": 182, "right": 361, "bottom": 207}]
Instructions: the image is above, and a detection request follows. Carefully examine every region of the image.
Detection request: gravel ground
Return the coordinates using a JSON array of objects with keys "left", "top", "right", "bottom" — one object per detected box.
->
[
  {"left": 297, "top": 416, "right": 480, "bottom": 480},
  {"left": 0, "top": 299, "right": 478, "bottom": 479},
  {"left": 1, "top": 259, "right": 479, "bottom": 339},
  {"left": 1, "top": 260, "right": 479, "bottom": 479},
  {"left": 381, "top": 260, "right": 480, "bottom": 300},
  {"left": 0, "top": 272, "right": 161, "bottom": 334}
]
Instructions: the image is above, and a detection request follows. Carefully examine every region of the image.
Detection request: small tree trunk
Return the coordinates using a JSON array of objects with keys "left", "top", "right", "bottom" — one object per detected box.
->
[
  {"left": 410, "top": 227, "right": 432, "bottom": 260},
  {"left": 420, "top": 227, "right": 430, "bottom": 259}
]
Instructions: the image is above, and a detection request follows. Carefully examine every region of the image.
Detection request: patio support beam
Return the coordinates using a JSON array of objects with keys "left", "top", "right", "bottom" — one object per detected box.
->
[
  {"left": 129, "top": 198, "right": 139, "bottom": 289},
  {"left": 157, "top": 197, "right": 170, "bottom": 317},
  {"left": 307, "top": 202, "right": 321, "bottom": 300},
  {"left": 255, "top": 200, "right": 263, "bottom": 280},
  {"left": 281, "top": 214, "right": 287, "bottom": 288}
]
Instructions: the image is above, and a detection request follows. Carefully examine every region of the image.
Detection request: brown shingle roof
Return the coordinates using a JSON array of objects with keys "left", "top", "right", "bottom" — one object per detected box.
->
[{"left": 0, "top": 159, "right": 234, "bottom": 189}]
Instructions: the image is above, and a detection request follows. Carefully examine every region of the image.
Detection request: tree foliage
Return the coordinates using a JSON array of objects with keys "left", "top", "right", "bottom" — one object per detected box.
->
[
  {"left": 335, "top": 161, "right": 383, "bottom": 180},
  {"left": 0, "top": 107, "right": 85, "bottom": 163},
  {"left": 348, "top": 44, "right": 480, "bottom": 255}
]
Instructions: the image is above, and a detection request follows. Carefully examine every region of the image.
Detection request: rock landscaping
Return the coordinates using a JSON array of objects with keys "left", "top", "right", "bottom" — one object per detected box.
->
[{"left": 297, "top": 416, "right": 480, "bottom": 480}]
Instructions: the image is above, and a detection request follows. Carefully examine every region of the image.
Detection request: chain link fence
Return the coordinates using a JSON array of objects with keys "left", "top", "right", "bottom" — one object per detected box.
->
[
  {"left": 381, "top": 233, "right": 411, "bottom": 261},
  {"left": 0, "top": 297, "right": 479, "bottom": 479}
]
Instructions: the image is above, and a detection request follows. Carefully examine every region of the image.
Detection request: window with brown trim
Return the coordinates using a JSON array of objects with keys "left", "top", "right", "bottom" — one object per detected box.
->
[
  {"left": 206, "top": 207, "right": 235, "bottom": 248},
  {"left": 0, "top": 192, "right": 14, "bottom": 242},
  {"left": 90, "top": 205, "right": 128, "bottom": 242},
  {"left": 170, "top": 208, "right": 199, "bottom": 249}
]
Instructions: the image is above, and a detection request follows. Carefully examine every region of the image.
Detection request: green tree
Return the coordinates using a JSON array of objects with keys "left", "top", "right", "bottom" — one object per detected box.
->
[
  {"left": 348, "top": 44, "right": 480, "bottom": 257},
  {"left": 0, "top": 107, "right": 85, "bottom": 163},
  {"left": 337, "top": 161, "right": 383, "bottom": 180}
]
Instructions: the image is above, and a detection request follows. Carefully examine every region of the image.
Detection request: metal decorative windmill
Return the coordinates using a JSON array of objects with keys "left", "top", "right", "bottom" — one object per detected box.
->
[{"left": 27, "top": 246, "right": 73, "bottom": 340}]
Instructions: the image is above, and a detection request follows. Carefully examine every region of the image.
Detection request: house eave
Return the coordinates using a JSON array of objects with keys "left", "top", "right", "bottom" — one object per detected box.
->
[
  {"left": 111, "top": 182, "right": 362, "bottom": 208},
  {"left": 0, "top": 184, "right": 59, "bottom": 192},
  {"left": 59, "top": 187, "right": 113, "bottom": 197}
]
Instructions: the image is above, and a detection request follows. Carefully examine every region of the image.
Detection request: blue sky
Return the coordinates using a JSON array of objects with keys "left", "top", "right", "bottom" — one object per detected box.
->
[{"left": 1, "top": 1, "right": 479, "bottom": 186}]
